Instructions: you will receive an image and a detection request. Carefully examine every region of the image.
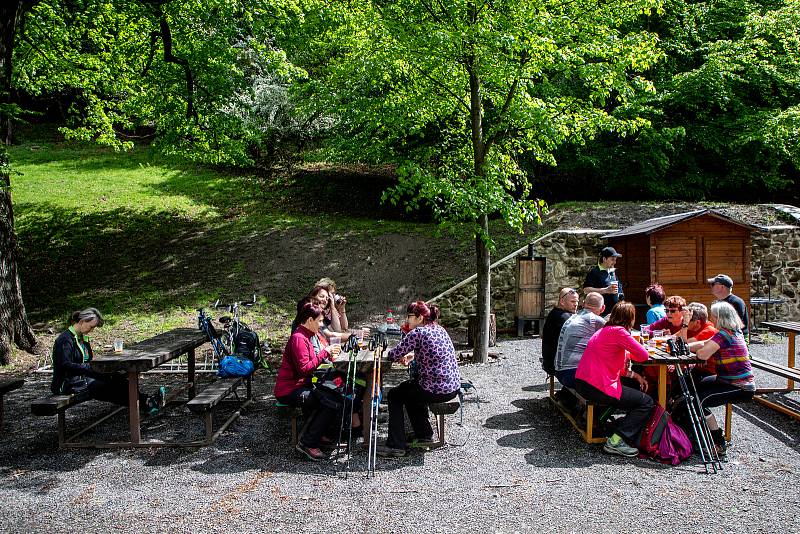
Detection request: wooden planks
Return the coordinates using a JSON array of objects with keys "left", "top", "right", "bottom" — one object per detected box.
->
[{"left": 91, "top": 328, "right": 207, "bottom": 373}]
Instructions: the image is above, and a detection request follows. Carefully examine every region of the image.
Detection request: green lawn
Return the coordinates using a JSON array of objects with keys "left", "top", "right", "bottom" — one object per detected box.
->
[{"left": 7, "top": 135, "right": 545, "bottom": 367}]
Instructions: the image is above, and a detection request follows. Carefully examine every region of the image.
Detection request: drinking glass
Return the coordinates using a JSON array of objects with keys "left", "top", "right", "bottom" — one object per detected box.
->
[
  {"left": 640, "top": 325, "right": 650, "bottom": 345},
  {"left": 113, "top": 339, "right": 124, "bottom": 353}
]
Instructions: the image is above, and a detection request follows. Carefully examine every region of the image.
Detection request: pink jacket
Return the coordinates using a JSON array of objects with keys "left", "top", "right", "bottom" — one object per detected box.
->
[
  {"left": 575, "top": 326, "right": 649, "bottom": 399},
  {"left": 274, "top": 325, "right": 331, "bottom": 398}
]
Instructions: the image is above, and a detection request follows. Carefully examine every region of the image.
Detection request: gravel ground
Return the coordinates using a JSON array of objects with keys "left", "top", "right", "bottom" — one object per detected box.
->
[{"left": 1, "top": 336, "right": 799, "bottom": 534}]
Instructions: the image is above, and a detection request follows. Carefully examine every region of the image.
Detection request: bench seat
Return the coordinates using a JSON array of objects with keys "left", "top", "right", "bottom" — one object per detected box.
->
[
  {"left": 750, "top": 357, "right": 800, "bottom": 383},
  {"left": 428, "top": 398, "right": 461, "bottom": 448},
  {"left": 186, "top": 375, "right": 252, "bottom": 444},
  {"left": 548, "top": 375, "right": 609, "bottom": 444},
  {"left": 31, "top": 394, "right": 82, "bottom": 417},
  {"left": 1, "top": 378, "right": 25, "bottom": 431}
]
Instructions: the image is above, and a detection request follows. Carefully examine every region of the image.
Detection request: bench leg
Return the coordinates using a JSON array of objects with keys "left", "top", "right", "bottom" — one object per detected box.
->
[
  {"left": 204, "top": 412, "right": 214, "bottom": 444},
  {"left": 127, "top": 370, "right": 141, "bottom": 444},
  {"left": 436, "top": 413, "right": 445, "bottom": 447},
  {"left": 724, "top": 403, "right": 732, "bottom": 442},
  {"left": 586, "top": 404, "right": 594, "bottom": 442},
  {"left": 548, "top": 375, "right": 555, "bottom": 399},
  {"left": 57, "top": 412, "right": 66, "bottom": 448},
  {"left": 188, "top": 348, "right": 196, "bottom": 400},
  {"left": 0, "top": 395, "right": 3, "bottom": 431},
  {"left": 290, "top": 416, "right": 298, "bottom": 446}
]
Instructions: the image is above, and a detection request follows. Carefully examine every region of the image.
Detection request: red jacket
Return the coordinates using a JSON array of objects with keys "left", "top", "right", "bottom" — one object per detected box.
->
[{"left": 274, "top": 325, "right": 330, "bottom": 398}]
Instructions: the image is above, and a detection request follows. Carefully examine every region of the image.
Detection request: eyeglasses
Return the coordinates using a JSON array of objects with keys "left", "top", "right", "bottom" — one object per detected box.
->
[{"left": 667, "top": 307, "right": 682, "bottom": 313}]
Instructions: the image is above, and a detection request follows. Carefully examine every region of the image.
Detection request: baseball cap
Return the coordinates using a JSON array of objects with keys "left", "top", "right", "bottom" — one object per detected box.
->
[
  {"left": 600, "top": 246, "right": 622, "bottom": 258},
  {"left": 707, "top": 274, "right": 733, "bottom": 288}
]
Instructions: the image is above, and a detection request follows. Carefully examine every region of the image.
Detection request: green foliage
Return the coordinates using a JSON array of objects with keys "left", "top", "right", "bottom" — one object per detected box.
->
[
  {"left": 551, "top": 0, "right": 800, "bottom": 200},
  {"left": 291, "top": 0, "right": 663, "bottom": 241}
]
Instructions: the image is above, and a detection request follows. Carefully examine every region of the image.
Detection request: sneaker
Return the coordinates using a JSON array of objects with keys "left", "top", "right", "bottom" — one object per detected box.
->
[
  {"left": 145, "top": 386, "right": 168, "bottom": 416},
  {"left": 603, "top": 434, "right": 639, "bottom": 458},
  {"left": 376, "top": 445, "right": 407, "bottom": 458},
  {"left": 295, "top": 442, "right": 327, "bottom": 461},
  {"left": 408, "top": 436, "right": 436, "bottom": 449}
]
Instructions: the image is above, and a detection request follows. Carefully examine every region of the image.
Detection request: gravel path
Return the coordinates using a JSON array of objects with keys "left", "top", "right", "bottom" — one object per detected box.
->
[{"left": 1, "top": 336, "right": 799, "bottom": 533}]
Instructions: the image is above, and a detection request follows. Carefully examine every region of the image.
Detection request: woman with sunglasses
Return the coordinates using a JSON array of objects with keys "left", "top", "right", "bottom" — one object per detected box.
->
[
  {"left": 647, "top": 295, "right": 690, "bottom": 336},
  {"left": 376, "top": 301, "right": 460, "bottom": 457}
]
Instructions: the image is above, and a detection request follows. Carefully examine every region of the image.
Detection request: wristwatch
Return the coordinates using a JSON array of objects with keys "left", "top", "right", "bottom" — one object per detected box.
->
[{"left": 681, "top": 323, "right": 689, "bottom": 328}]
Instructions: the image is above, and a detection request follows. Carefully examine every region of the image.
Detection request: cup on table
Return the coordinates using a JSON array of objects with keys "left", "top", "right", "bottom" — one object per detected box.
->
[
  {"left": 640, "top": 325, "right": 650, "bottom": 344},
  {"left": 329, "top": 336, "right": 341, "bottom": 346},
  {"left": 113, "top": 338, "right": 124, "bottom": 353},
  {"left": 653, "top": 330, "right": 665, "bottom": 349}
]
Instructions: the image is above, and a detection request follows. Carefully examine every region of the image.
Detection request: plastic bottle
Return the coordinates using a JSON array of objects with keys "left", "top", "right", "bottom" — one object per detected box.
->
[{"left": 386, "top": 309, "right": 394, "bottom": 326}]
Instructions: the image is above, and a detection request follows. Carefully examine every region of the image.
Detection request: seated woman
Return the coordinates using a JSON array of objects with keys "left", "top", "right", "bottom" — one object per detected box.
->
[
  {"left": 377, "top": 301, "right": 461, "bottom": 457},
  {"left": 687, "top": 301, "right": 755, "bottom": 457},
  {"left": 644, "top": 283, "right": 666, "bottom": 324},
  {"left": 51, "top": 308, "right": 165, "bottom": 414},
  {"left": 275, "top": 303, "right": 342, "bottom": 461},
  {"left": 315, "top": 277, "right": 349, "bottom": 331},
  {"left": 575, "top": 302, "right": 652, "bottom": 458},
  {"left": 294, "top": 286, "right": 352, "bottom": 342},
  {"left": 647, "top": 295, "right": 688, "bottom": 335}
]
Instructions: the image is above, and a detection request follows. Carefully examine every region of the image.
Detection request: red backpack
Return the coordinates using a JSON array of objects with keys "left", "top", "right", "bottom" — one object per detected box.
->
[{"left": 638, "top": 404, "right": 693, "bottom": 465}]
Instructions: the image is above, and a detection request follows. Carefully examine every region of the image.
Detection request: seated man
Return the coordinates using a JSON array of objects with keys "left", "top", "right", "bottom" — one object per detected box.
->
[
  {"left": 681, "top": 302, "right": 719, "bottom": 378},
  {"left": 541, "top": 288, "right": 579, "bottom": 376},
  {"left": 554, "top": 292, "right": 606, "bottom": 388}
]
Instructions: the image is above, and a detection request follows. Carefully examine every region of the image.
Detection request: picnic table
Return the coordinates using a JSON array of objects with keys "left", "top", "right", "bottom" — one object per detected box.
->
[
  {"left": 87, "top": 327, "right": 208, "bottom": 447},
  {"left": 639, "top": 346, "right": 700, "bottom": 409},
  {"left": 750, "top": 321, "right": 800, "bottom": 420}
]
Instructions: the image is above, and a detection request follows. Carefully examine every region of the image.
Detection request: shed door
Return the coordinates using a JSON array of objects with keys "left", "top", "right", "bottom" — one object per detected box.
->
[{"left": 654, "top": 236, "right": 698, "bottom": 284}]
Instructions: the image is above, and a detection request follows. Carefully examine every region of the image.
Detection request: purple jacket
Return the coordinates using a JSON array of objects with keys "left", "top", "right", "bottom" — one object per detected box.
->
[{"left": 388, "top": 323, "right": 460, "bottom": 394}]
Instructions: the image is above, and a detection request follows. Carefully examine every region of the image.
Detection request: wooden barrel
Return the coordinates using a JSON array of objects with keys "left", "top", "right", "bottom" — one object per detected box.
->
[{"left": 516, "top": 257, "right": 546, "bottom": 319}]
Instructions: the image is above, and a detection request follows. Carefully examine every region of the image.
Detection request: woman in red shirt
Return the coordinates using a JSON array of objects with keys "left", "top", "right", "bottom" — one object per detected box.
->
[
  {"left": 275, "top": 303, "right": 341, "bottom": 461},
  {"left": 575, "top": 302, "right": 652, "bottom": 458}
]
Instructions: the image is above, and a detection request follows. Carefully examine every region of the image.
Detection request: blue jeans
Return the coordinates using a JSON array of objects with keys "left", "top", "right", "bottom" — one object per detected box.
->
[{"left": 556, "top": 369, "right": 577, "bottom": 388}]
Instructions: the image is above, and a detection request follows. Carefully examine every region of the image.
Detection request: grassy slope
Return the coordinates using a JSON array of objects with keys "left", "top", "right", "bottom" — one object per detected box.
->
[{"left": 7, "top": 137, "right": 543, "bottom": 369}]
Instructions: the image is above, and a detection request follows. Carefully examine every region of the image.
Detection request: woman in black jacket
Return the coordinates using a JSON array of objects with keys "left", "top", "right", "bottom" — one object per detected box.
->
[{"left": 51, "top": 308, "right": 165, "bottom": 414}]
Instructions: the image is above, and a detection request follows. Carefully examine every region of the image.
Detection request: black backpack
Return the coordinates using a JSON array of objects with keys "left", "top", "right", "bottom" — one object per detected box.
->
[{"left": 233, "top": 329, "right": 260, "bottom": 364}]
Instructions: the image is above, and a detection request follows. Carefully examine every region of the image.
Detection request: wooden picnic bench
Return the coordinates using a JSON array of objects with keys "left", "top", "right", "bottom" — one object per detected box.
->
[
  {"left": 548, "top": 375, "right": 609, "bottom": 444},
  {"left": 0, "top": 378, "right": 24, "bottom": 431},
  {"left": 31, "top": 327, "right": 209, "bottom": 448},
  {"left": 751, "top": 321, "right": 800, "bottom": 420},
  {"left": 186, "top": 374, "right": 253, "bottom": 445},
  {"left": 428, "top": 398, "right": 461, "bottom": 449}
]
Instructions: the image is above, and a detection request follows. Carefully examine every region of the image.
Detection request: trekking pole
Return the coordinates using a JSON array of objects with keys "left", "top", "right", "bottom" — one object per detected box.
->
[
  {"left": 334, "top": 337, "right": 359, "bottom": 478},
  {"left": 669, "top": 339, "right": 720, "bottom": 473},
  {"left": 370, "top": 337, "right": 386, "bottom": 477},
  {"left": 366, "top": 335, "right": 380, "bottom": 477},
  {"left": 685, "top": 360, "right": 722, "bottom": 470}
]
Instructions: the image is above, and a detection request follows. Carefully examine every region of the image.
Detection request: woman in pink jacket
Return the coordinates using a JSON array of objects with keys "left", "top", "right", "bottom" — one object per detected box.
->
[
  {"left": 575, "top": 302, "right": 652, "bottom": 458},
  {"left": 275, "top": 303, "right": 341, "bottom": 461}
]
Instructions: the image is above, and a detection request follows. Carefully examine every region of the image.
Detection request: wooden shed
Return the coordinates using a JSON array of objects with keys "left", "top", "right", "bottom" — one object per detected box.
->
[{"left": 603, "top": 210, "right": 760, "bottom": 324}]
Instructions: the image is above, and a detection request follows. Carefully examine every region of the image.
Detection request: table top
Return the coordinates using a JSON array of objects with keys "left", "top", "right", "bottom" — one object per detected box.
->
[
  {"left": 331, "top": 349, "right": 389, "bottom": 365},
  {"left": 91, "top": 328, "right": 208, "bottom": 373},
  {"left": 761, "top": 321, "right": 800, "bottom": 335},
  {"left": 639, "top": 346, "right": 701, "bottom": 366}
]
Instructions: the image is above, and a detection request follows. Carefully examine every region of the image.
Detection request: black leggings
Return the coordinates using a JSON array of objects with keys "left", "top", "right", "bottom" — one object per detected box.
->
[
  {"left": 574, "top": 378, "right": 653, "bottom": 445},
  {"left": 694, "top": 377, "right": 754, "bottom": 415},
  {"left": 386, "top": 380, "right": 458, "bottom": 449}
]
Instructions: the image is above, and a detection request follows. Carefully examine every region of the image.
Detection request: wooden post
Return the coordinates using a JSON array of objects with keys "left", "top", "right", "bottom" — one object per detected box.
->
[
  {"left": 128, "top": 370, "right": 141, "bottom": 444},
  {"left": 187, "top": 348, "right": 196, "bottom": 400},
  {"left": 468, "top": 313, "right": 496, "bottom": 347}
]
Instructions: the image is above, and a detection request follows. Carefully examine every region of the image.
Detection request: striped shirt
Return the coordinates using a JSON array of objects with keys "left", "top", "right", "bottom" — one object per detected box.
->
[{"left": 710, "top": 329, "right": 755, "bottom": 391}]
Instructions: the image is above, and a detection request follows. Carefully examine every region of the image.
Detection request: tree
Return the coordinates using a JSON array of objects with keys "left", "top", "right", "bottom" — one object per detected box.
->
[
  {"left": 293, "top": 0, "right": 662, "bottom": 361},
  {"left": 1, "top": 2, "right": 40, "bottom": 364}
]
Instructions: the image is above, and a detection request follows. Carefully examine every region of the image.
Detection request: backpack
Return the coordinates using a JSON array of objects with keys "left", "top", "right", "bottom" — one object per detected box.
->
[
  {"left": 217, "top": 355, "right": 255, "bottom": 378},
  {"left": 638, "top": 404, "right": 692, "bottom": 465},
  {"left": 233, "top": 329, "right": 261, "bottom": 366}
]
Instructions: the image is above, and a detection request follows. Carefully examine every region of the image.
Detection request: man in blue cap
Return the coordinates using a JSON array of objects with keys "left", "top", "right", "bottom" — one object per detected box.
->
[
  {"left": 708, "top": 273, "right": 749, "bottom": 339},
  {"left": 583, "top": 246, "right": 623, "bottom": 316}
]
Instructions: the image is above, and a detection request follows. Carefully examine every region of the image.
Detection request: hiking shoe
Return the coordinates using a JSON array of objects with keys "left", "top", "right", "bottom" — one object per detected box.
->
[
  {"left": 603, "top": 434, "right": 639, "bottom": 458},
  {"left": 376, "top": 445, "right": 407, "bottom": 458},
  {"left": 146, "top": 386, "right": 168, "bottom": 416},
  {"left": 408, "top": 436, "right": 436, "bottom": 449},
  {"left": 296, "top": 442, "right": 327, "bottom": 461}
]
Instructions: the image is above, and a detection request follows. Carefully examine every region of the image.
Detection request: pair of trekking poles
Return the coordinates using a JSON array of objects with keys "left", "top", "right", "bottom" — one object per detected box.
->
[
  {"left": 668, "top": 337, "right": 723, "bottom": 474},
  {"left": 335, "top": 333, "right": 387, "bottom": 478}
]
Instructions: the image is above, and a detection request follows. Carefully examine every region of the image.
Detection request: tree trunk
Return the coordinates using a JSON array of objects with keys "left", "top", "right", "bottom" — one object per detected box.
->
[
  {"left": 466, "top": 33, "right": 491, "bottom": 363},
  {"left": 0, "top": 170, "right": 38, "bottom": 364}
]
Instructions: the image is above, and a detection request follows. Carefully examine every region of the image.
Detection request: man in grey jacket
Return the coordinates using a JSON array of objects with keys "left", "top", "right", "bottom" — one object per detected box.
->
[{"left": 554, "top": 292, "right": 606, "bottom": 388}]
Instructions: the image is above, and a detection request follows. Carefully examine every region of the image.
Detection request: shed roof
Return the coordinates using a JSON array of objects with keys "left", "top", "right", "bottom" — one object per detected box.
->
[{"left": 602, "top": 209, "right": 762, "bottom": 239}]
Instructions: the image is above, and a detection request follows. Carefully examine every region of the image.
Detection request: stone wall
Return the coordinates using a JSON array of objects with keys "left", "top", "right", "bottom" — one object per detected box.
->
[
  {"left": 431, "top": 224, "right": 800, "bottom": 333},
  {"left": 750, "top": 226, "right": 800, "bottom": 325},
  {"left": 430, "top": 230, "right": 610, "bottom": 331}
]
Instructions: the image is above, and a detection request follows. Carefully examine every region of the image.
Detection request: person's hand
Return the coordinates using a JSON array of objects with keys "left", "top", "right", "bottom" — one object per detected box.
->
[
  {"left": 335, "top": 294, "right": 347, "bottom": 312},
  {"left": 399, "top": 354, "right": 414, "bottom": 366},
  {"left": 634, "top": 372, "right": 648, "bottom": 392},
  {"left": 327, "top": 344, "right": 342, "bottom": 358},
  {"left": 605, "top": 284, "right": 616, "bottom": 295}
]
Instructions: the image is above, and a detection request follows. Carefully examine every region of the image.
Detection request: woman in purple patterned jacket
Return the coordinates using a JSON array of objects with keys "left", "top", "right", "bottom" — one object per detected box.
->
[{"left": 377, "top": 301, "right": 461, "bottom": 457}]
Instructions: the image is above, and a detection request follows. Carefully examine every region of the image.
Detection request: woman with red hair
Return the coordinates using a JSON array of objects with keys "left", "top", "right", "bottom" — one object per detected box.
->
[{"left": 377, "top": 301, "right": 461, "bottom": 457}]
